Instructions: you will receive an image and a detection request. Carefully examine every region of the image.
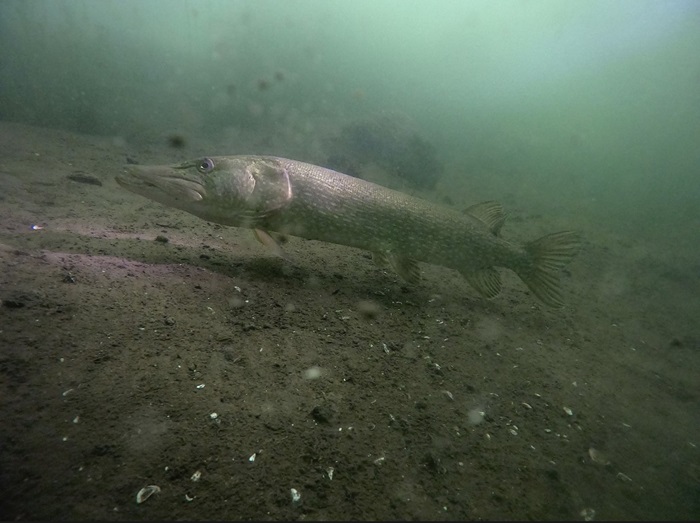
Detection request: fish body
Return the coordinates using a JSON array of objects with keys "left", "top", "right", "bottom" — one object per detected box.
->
[{"left": 116, "top": 155, "right": 581, "bottom": 306}]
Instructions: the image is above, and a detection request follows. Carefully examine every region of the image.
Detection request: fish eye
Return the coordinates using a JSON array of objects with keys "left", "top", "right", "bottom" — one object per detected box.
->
[{"left": 197, "top": 158, "right": 215, "bottom": 173}]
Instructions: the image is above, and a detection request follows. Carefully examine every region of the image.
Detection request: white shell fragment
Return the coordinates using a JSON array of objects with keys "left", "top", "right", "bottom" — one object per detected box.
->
[
  {"left": 249, "top": 453, "right": 257, "bottom": 462},
  {"left": 617, "top": 472, "right": 632, "bottom": 482},
  {"left": 563, "top": 406, "right": 573, "bottom": 416},
  {"left": 191, "top": 470, "right": 202, "bottom": 482},
  {"left": 290, "top": 488, "right": 301, "bottom": 503},
  {"left": 136, "top": 485, "right": 161, "bottom": 504}
]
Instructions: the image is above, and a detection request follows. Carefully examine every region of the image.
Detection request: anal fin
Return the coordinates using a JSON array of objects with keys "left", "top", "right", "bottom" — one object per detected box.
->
[{"left": 460, "top": 267, "right": 502, "bottom": 299}]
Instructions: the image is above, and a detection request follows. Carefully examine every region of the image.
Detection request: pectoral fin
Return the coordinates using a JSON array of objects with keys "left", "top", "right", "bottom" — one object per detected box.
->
[
  {"left": 460, "top": 267, "right": 502, "bottom": 298},
  {"left": 254, "top": 228, "right": 287, "bottom": 260},
  {"left": 373, "top": 251, "right": 421, "bottom": 284}
]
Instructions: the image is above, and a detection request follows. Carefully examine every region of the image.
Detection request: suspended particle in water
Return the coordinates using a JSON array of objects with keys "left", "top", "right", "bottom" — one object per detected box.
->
[
  {"left": 167, "top": 134, "right": 186, "bottom": 149},
  {"left": 357, "top": 300, "right": 382, "bottom": 320}
]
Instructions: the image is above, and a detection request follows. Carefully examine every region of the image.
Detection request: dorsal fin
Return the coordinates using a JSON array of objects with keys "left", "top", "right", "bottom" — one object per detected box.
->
[{"left": 464, "top": 201, "right": 506, "bottom": 236}]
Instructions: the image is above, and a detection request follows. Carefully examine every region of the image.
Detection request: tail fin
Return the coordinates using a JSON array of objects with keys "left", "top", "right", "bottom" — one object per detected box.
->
[{"left": 516, "top": 231, "right": 582, "bottom": 307}]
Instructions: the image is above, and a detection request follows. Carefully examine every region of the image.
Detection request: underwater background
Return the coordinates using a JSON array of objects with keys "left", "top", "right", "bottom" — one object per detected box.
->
[{"left": 0, "top": 1, "right": 698, "bottom": 520}]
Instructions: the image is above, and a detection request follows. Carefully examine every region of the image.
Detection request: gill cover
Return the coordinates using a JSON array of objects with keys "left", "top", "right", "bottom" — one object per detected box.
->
[{"left": 242, "top": 158, "right": 293, "bottom": 217}]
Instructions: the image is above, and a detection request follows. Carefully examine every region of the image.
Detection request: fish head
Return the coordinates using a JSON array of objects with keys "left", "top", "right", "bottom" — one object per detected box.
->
[{"left": 116, "top": 156, "right": 292, "bottom": 227}]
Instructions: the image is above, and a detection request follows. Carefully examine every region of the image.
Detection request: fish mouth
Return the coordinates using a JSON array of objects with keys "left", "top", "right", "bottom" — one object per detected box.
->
[{"left": 117, "top": 165, "right": 206, "bottom": 203}]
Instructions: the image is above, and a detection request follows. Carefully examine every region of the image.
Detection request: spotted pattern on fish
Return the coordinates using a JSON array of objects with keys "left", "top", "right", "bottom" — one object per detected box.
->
[{"left": 116, "top": 155, "right": 582, "bottom": 306}]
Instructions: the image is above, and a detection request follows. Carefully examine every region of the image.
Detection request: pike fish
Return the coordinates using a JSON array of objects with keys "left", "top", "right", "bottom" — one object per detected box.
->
[{"left": 116, "top": 156, "right": 581, "bottom": 307}]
